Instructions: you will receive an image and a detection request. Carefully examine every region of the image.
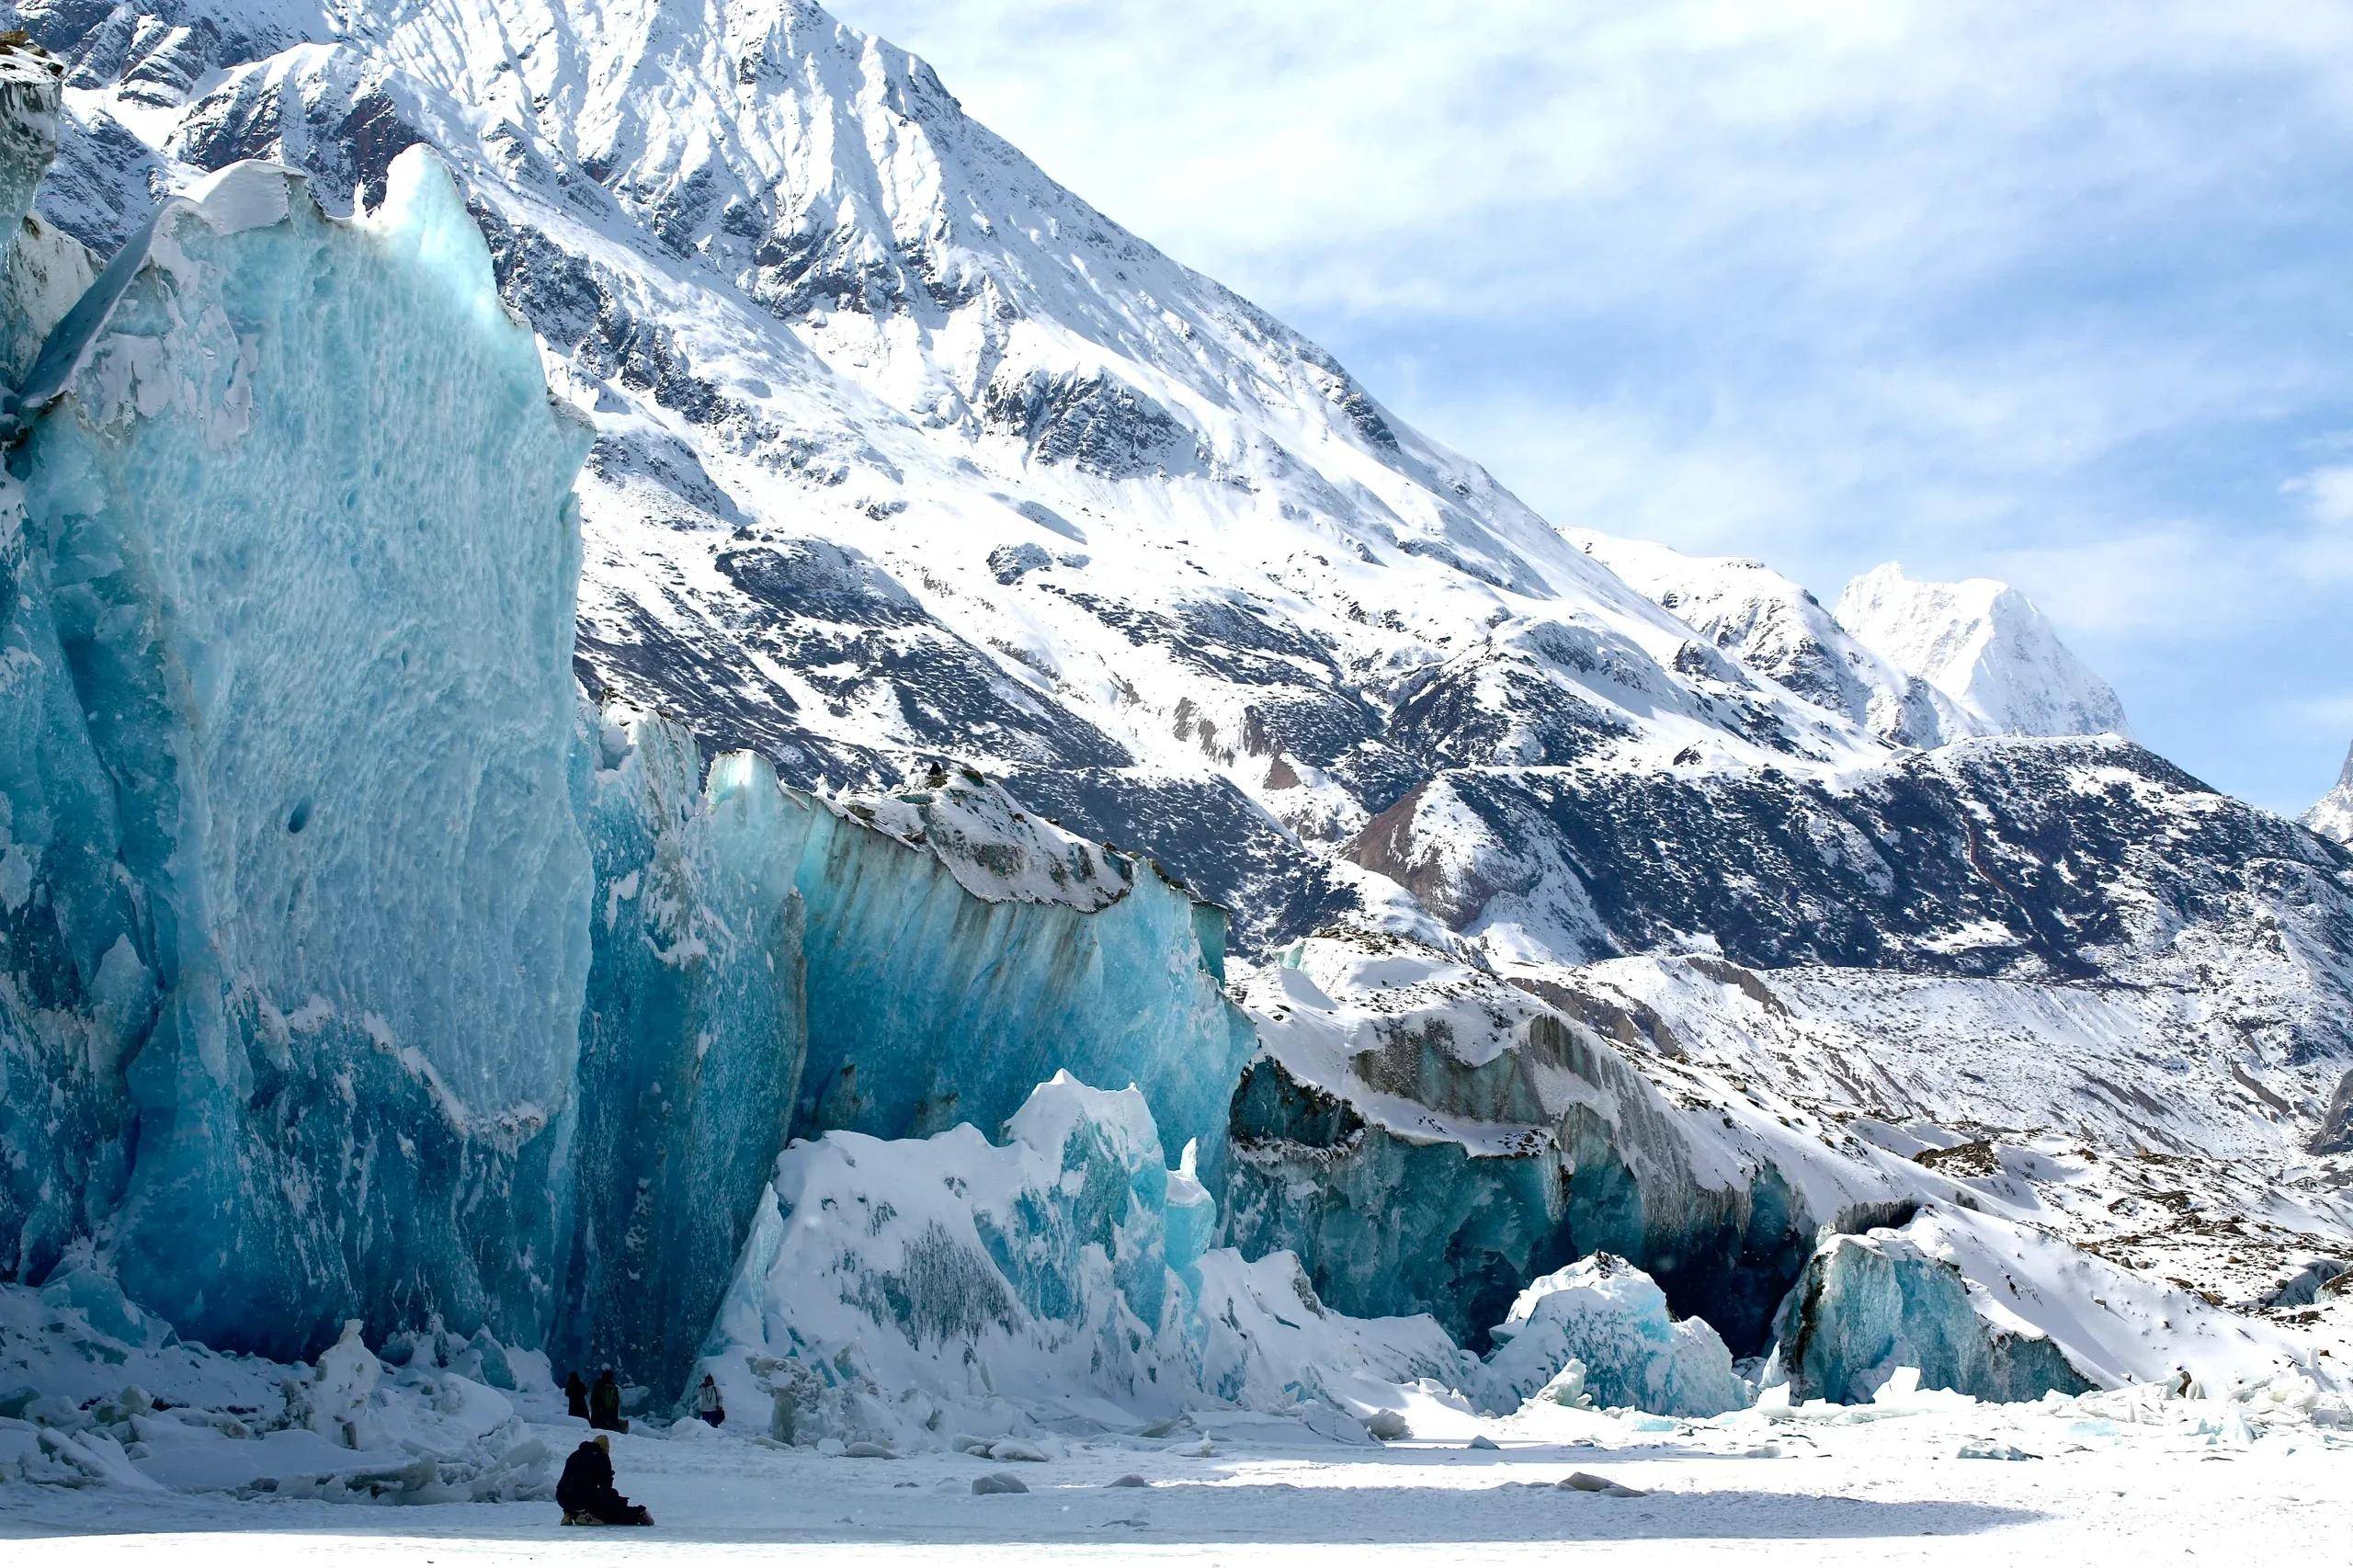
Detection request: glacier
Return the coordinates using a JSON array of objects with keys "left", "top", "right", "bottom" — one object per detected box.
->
[
  {"left": 0, "top": 1, "right": 2343, "bottom": 1496},
  {"left": 0, "top": 97, "right": 1253, "bottom": 1398},
  {"left": 1, "top": 138, "right": 595, "bottom": 1356}
]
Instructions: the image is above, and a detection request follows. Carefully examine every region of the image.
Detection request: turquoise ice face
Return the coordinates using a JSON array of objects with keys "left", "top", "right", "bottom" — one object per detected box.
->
[{"left": 3, "top": 152, "right": 595, "bottom": 1356}]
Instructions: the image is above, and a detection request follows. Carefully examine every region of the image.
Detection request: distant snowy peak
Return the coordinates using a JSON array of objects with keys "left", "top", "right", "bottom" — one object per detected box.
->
[
  {"left": 2307, "top": 744, "right": 2353, "bottom": 846},
  {"left": 1835, "top": 562, "right": 2131, "bottom": 741},
  {"left": 1571, "top": 531, "right": 1976, "bottom": 748}
]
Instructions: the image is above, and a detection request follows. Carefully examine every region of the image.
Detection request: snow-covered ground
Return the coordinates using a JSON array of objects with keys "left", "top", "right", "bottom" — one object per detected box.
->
[{"left": 7, "top": 1385, "right": 2348, "bottom": 1564}]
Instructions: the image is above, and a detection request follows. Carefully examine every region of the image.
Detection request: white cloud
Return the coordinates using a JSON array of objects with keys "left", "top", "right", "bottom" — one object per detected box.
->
[
  {"left": 2285, "top": 463, "right": 2353, "bottom": 526},
  {"left": 2279, "top": 692, "right": 2353, "bottom": 732}
]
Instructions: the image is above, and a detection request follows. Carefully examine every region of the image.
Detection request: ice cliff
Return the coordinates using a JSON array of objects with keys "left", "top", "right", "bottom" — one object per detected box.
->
[
  {"left": 0, "top": 97, "right": 1252, "bottom": 1402},
  {"left": 0, "top": 137, "right": 595, "bottom": 1354}
]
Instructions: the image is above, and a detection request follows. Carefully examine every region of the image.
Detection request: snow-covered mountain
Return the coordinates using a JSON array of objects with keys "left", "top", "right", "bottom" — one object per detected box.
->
[
  {"left": 2309, "top": 743, "right": 2353, "bottom": 846},
  {"left": 10, "top": 0, "right": 1902, "bottom": 946},
  {"left": 1836, "top": 562, "right": 2131, "bottom": 741},
  {"left": 2, "top": 0, "right": 2350, "bottom": 1442},
  {"left": 1571, "top": 531, "right": 1979, "bottom": 747}
]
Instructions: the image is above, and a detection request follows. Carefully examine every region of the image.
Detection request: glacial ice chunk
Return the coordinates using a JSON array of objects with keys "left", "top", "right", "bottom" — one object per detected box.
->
[
  {"left": 1476, "top": 1253, "right": 1746, "bottom": 1417},
  {"left": 1769, "top": 1217, "right": 2096, "bottom": 1404}
]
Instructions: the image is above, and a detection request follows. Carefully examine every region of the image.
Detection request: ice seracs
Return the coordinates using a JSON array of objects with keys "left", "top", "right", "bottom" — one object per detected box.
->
[{"left": 1834, "top": 561, "right": 2131, "bottom": 740}]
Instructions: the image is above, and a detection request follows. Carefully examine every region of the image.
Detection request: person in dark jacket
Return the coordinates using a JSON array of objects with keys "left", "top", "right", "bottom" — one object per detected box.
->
[
  {"left": 555, "top": 1435, "right": 652, "bottom": 1527},
  {"left": 588, "top": 1368, "right": 627, "bottom": 1433},
  {"left": 694, "top": 1373, "right": 724, "bottom": 1428},
  {"left": 564, "top": 1371, "right": 589, "bottom": 1422}
]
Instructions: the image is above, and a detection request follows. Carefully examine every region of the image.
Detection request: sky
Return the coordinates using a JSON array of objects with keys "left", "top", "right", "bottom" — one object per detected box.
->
[{"left": 831, "top": 0, "right": 2353, "bottom": 815}]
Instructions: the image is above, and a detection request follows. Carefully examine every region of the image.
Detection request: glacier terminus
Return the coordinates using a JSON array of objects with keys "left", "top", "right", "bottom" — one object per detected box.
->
[{"left": 0, "top": 4, "right": 2347, "bottom": 1562}]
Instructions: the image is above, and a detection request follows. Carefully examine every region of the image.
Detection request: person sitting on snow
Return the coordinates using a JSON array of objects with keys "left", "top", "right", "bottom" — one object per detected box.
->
[
  {"left": 695, "top": 1372, "right": 724, "bottom": 1428},
  {"left": 589, "top": 1367, "right": 628, "bottom": 1432},
  {"left": 556, "top": 1434, "right": 653, "bottom": 1527}
]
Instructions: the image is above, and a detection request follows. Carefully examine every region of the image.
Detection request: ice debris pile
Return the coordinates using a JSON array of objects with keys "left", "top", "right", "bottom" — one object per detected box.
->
[
  {"left": 0, "top": 1269, "right": 556, "bottom": 1500},
  {"left": 702, "top": 1073, "right": 1463, "bottom": 1449}
]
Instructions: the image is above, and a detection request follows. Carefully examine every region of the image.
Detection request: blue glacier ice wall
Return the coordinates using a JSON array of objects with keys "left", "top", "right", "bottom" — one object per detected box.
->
[
  {"left": 783, "top": 767, "right": 1256, "bottom": 1190},
  {"left": 4, "top": 150, "right": 594, "bottom": 1356},
  {"left": 559, "top": 702, "right": 808, "bottom": 1392},
  {"left": 1475, "top": 1252, "right": 1745, "bottom": 1417},
  {"left": 553, "top": 716, "right": 1250, "bottom": 1398},
  {"left": 1223, "top": 990, "right": 1810, "bottom": 1353},
  {"left": 1771, "top": 1223, "right": 2095, "bottom": 1403},
  {"left": 0, "top": 41, "right": 138, "bottom": 1290},
  {"left": 0, "top": 111, "right": 1257, "bottom": 1383}
]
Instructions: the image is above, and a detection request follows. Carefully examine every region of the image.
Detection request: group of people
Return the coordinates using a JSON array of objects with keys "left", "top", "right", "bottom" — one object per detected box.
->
[{"left": 553, "top": 1368, "right": 729, "bottom": 1528}]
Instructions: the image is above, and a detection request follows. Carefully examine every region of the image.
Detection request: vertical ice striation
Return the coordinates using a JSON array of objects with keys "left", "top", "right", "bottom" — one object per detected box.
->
[
  {"left": 782, "top": 766, "right": 1256, "bottom": 1188},
  {"left": 560, "top": 701, "right": 809, "bottom": 1393},
  {"left": 6, "top": 146, "right": 593, "bottom": 1355},
  {"left": 0, "top": 39, "right": 131, "bottom": 1290}
]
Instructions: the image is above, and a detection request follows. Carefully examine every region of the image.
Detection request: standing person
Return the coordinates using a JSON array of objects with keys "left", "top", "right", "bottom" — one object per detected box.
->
[
  {"left": 564, "top": 1370, "right": 589, "bottom": 1422},
  {"left": 555, "top": 1435, "right": 653, "bottom": 1527},
  {"left": 589, "top": 1368, "right": 627, "bottom": 1433},
  {"left": 695, "top": 1373, "right": 724, "bottom": 1428}
]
